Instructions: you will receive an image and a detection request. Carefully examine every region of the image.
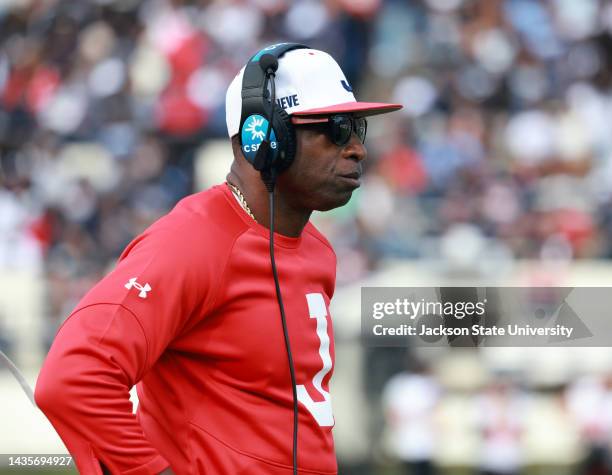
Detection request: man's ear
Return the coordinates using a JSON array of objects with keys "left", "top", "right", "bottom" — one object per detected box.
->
[{"left": 231, "top": 135, "right": 244, "bottom": 161}]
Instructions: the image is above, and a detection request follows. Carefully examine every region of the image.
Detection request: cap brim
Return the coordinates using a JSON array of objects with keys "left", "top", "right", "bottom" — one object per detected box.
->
[{"left": 292, "top": 101, "right": 403, "bottom": 118}]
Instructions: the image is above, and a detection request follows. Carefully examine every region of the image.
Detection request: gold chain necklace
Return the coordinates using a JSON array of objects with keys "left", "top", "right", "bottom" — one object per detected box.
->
[{"left": 227, "top": 182, "right": 257, "bottom": 222}]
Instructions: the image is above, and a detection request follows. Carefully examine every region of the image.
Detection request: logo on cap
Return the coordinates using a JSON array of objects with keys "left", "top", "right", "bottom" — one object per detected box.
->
[
  {"left": 341, "top": 80, "right": 353, "bottom": 92},
  {"left": 276, "top": 94, "right": 300, "bottom": 110},
  {"left": 241, "top": 114, "right": 278, "bottom": 164}
]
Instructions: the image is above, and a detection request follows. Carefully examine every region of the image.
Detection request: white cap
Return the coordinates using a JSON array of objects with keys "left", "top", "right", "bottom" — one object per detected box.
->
[{"left": 225, "top": 47, "right": 402, "bottom": 137}]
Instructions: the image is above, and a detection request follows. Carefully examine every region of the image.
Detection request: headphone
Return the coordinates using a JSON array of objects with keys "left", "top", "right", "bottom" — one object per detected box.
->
[
  {"left": 239, "top": 42, "right": 309, "bottom": 184},
  {"left": 238, "top": 43, "right": 311, "bottom": 475}
]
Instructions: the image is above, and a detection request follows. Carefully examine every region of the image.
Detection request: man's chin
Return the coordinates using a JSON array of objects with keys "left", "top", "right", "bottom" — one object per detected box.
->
[{"left": 315, "top": 190, "right": 354, "bottom": 211}]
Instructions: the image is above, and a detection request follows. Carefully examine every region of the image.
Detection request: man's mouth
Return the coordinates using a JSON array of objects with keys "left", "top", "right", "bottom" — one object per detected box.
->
[
  {"left": 339, "top": 171, "right": 361, "bottom": 180},
  {"left": 337, "top": 171, "right": 362, "bottom": 188}
]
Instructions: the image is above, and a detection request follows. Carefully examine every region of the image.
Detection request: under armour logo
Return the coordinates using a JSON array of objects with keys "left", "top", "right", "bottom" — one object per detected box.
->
[{"left": 125, "top": 277, "right": 152, "bottom": 298}]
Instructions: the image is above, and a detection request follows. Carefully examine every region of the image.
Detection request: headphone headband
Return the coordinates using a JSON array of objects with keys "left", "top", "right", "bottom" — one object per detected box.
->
[{"left": 241, "top": 43, "right": 309, "bottom": 93}]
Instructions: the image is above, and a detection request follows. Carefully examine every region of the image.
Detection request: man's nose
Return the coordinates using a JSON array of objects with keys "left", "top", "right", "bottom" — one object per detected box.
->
[{"left": 343, "top": 134, "right": 367, "bottom": 162}]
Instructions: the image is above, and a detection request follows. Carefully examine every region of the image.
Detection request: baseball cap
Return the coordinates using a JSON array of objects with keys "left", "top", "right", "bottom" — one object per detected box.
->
[{"left": 225, "top": 47, "right": 402, "bottom": 137}]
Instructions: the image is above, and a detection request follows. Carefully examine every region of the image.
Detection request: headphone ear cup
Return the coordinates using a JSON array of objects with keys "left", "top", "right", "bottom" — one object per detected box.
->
[{"left": 272, "top": 108, "right": 296, "bottom": 173}]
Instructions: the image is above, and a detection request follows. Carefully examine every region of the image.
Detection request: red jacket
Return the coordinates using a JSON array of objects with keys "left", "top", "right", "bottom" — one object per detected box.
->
[{"left": 35, "top": 184, "right": 338, "bottom": 474}]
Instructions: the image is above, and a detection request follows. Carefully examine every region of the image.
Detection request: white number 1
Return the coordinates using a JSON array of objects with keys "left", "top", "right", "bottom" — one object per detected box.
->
[{"left": 296, "top": 293, "right": 334, "bottom": 427}]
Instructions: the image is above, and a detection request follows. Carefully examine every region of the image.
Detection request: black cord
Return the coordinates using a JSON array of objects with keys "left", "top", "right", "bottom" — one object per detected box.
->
[
  {"left": 262, "top": 61, "right": 298, "bottom": 474},
  {"left": 268, "top": 186, "right": 299, "bottom": 475}
]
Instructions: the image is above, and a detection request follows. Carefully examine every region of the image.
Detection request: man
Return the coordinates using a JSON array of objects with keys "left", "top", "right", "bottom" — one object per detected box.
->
[{"left": 35, "top": 44, "right": 401, "bottom": 474}]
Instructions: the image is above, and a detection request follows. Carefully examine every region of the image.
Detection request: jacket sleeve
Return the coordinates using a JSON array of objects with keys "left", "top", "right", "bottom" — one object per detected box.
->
[{"left": 35, "top": 214, "right": 219, "bottom": 474}]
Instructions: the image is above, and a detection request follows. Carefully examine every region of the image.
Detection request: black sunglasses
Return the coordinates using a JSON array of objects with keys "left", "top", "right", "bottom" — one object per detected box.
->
[{"left": 291, "top": 114, "right": 368, "bottom": 146}]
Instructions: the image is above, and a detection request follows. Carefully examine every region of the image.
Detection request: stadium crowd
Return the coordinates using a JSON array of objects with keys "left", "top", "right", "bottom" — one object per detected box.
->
[{"left": 3, "top": 0, "right": 612, "bottom": 319}]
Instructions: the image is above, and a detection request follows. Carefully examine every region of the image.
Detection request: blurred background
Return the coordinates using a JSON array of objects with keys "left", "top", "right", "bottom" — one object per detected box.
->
[{"left": 3, "top": 0, "right": 612, "bottom": 473}]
